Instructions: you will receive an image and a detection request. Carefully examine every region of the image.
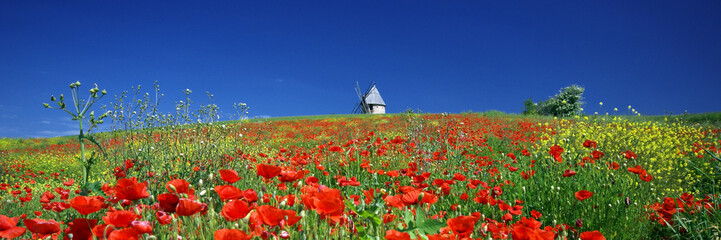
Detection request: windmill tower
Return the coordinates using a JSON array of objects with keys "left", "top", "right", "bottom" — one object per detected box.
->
[{"left": 353, "top": 81, "right": 386, "bottom": 114}]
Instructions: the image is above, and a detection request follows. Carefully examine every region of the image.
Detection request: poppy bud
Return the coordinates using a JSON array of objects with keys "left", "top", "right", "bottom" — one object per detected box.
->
[
  {"left": 43, "top": 103, "right": 49, "bottom": 108},
  {"left": 168, "top": 184, "right": 177, "bottom": 193}
]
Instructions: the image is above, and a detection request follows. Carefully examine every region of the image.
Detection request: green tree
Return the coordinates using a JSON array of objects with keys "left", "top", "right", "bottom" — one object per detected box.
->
[
  {"left": 522, "top": 97, "right": 538, "bottom": 115},
  {"left": 537, "top": 85, "right": 585, "bottom": 117}
]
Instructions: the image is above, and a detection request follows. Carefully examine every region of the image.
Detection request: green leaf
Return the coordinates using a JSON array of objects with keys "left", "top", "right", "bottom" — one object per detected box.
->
[
  {"left": 403, "top": 209, "right": 414, "bottom": 225},
  {"left": 359, "top": 210, "right": 382, "bottom": 227},
  {"left": 415, "top": 219, "right": 445, "bottom": 236},
  {"left": 397, "top": 211, "right": 445, "bottom": 239}
]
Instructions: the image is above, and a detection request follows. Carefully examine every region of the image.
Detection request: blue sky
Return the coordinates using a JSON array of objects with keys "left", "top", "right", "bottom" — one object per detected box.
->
[{"left": 1, "top": 1, "right": 720, "bottom": 138}]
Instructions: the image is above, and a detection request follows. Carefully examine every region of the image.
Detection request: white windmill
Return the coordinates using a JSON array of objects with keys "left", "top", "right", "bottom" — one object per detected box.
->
[{"left": 353, "top": 81, "right": 386, "bottom": 114}]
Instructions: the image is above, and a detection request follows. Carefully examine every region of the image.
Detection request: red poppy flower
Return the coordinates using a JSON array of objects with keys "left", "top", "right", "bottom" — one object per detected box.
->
[
  {"left": 386, "top": 170, "right": 400, "bottom": 178},
  {"left": 284, "top": 210, "right": 302, "bottom": 226},
  {"left": 384, "top": 195, "right": 404, "bottom": 209},
  {"left": 255, "top": 205, "right": 285, "bottom": 226},
  {"left": 521, "top": 170, "right": 535, "bottom": 180},
  {"left": 0, "top": 215, "right": 26, "bottom": 239},
  {"left": 114, "top": 178, "right": 149, "bottom": 201},
  {"left": 108, "top": 227, "right": 139, "bottom": 240},
  {"left": 385, "top": 229, "right": 411, "bottom": 240},
  {"left": 509, "top": 205, "right": 523, "bottom": 215},
  {"left": 219, "top": 169, "right": 242, "bottom": 184},
  {"left": 608, "top": 161, "right": 620, "bottom": 170},
  {"left": 243, "top": 189, "right": 259, "bottom": 203},
  {"left": 583, "top": 140, "right": 597, "bottom": 149},
  {"left": 39, "top": 192, "right": 55, "bottom": 203},
  {"left": 131, "top": 221, "right": 152, "bottom": 234},
  {"left": 63, "top": 178, "right": 74, "bottom": 186},
  {"left": 447, "top": 216, "right": 478, "bottom": 237},
  {"left": 579, "top": 230, "right": 606, "bottom": 240},
  {"left": 220, "top": 200, "right": 251, "bottom": 221},
  {"left": 639, "top": 172, "right": 654, "bottom": 182},
  {"left": 92, "top": 224, "right": 115, "bottom": 238},
  {"left": 502, "top": 212, "right": 513, "bottom": 222},
  {"left": 511, "top": 223, "right": 555, "bottom": 239},
  {"left": 530, "top": 210, "right": 542, "bottom": 219},
  {"left": 279, "top": 170, "right": 307, "bottom": 183},
  {"left": 176, "top": 198, "right": 206, "bottom": 216},
  {"left": 575, "top": 190, "right": 594, "bottom": 201},
  {"left": 507, "top": 152, "right": 517, "bottom": 161},
  {"left": 549, "top": 145, "right": 564, "bottom": 162},
  {"left": 103, "top": 210, "right": 139, "bottom": 228},
  {"left": 328, "top": 146, "right": 342, "bottom": 152},
  {"left": 628, "top": 165, "right": 645, "bottom": 174},
  {"left": 256, "top": 164, "right": 282, "bottom": 180},
  {"left": 69, "top": 196, "right": 105, "bottom": 215},
  {"left": 313, "top": 197, "right": 345, "bottom": 222},
  {"left": 65, "top": 218, "right": 97, "bottom": 240},
  {"left": 383, "top": 214, "right": 397, "bottom": 224},
  {"left": 400, "top": 189, "right": 422, "bottom": 206},
  {"left": 156, "top": 211, "right": 172, "bottom": 225},
  {"left": 563, "top": 169, "right": 577, "bottom": 177},
  {"left": 157, "top": 193, "right": 180, "bottom": 212},
  {"left": 623, "top": 150, "right": 637, "bottom": 159},
  {"left": 214, "top": 229, "right": 252, "bottom": 240},
  {"left": 23, "top": 218, "right": 61, "bottom": 235},
  {"left": 214, "top": 185, "right": 243, "bottom": 201},
  {"left": 166, "top": 179, "right": 190, "bottom": 194}
]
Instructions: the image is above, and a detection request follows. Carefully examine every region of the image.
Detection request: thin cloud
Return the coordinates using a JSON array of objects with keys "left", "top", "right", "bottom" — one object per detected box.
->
[{"left": 33, "top": 130, "right": 78, "bottom": 138}]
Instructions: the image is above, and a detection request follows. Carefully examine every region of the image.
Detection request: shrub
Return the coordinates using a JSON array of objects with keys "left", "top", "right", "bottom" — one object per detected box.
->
[
  {"left": 522, "top": 97, "right": 538, "bottom": 115},
  {"left": 536, "top": 85, "right": 585, "bottom": 117}
]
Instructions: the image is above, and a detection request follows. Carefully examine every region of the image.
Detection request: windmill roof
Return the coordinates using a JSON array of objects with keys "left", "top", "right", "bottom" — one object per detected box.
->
[{"left": 365, "top": 85, "right": 385, "bottom": 106}]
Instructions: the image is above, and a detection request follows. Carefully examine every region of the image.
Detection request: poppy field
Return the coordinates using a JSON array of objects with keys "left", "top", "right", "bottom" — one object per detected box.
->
[{"left": 1, "top": 111, "right": 720, "bottom": 239}]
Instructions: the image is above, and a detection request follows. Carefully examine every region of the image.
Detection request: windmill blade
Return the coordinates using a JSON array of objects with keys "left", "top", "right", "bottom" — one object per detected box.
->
[
  {"left": 361, "top": 81, "right": 375, "bottom": 113},
  {"left": 362, "top": 81, "right": 375, "bottom": 98},
  {"left": 355, "top": 82, "right": 363, "bottom": 100},
  {"left": 352, "top": 104, "right": 358, "bottom": 114}
]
